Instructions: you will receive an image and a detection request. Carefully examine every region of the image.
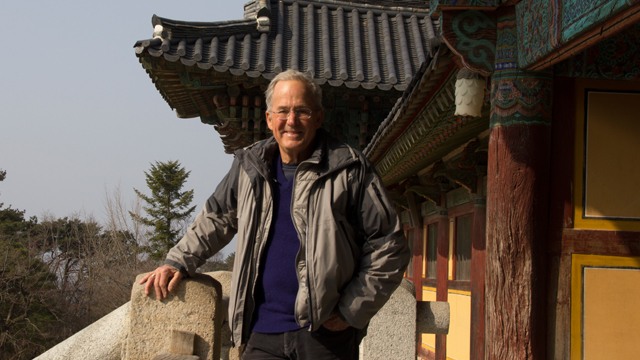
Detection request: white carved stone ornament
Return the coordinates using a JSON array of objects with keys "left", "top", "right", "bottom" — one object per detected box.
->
[{"left": 454, "top": 68, "right": 485, "bottom": 117}]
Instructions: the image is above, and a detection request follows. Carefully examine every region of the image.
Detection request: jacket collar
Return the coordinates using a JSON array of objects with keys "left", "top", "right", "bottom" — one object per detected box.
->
[{"left": 237, "top": 129, "right": 359, "bottom": 178}]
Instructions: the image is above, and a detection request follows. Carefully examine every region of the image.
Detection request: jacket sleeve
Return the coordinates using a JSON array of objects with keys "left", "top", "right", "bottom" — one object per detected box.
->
[
  {"left": 165, "top": 157, "right": 240, "bottom": 277},
  {"left": 336, "top": 159, "right": 411, "bottom": 329}
]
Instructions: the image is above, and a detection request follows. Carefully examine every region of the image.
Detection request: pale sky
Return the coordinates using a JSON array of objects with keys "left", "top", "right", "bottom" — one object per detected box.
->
[{"left": 0, "top": 1, "right": 250, "bottom": 254}]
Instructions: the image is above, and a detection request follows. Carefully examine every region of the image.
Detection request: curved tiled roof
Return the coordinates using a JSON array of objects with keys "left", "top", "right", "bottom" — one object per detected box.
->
[
  {"left": 364, "top": 48, "right": 454, "bottom": 162},
  {"left": 134, "top": 0, "right": 437, "bottom": 92}
]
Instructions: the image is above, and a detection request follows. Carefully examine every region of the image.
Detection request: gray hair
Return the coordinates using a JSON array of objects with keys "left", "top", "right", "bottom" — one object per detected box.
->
[{"left": 265, "top": 70, "right": 323, "bottom": 111}]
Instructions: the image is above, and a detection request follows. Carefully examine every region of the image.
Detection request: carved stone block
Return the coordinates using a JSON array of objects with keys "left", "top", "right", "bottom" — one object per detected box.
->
[{"left": 123, "top": 274, "right": 222, "bottom": 360}]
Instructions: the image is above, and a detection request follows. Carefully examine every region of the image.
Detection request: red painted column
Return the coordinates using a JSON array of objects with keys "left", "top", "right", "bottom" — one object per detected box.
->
[
  {"left": 546, "top": 77, "right": 576, "bottom": 357},
  {"left": 435, "top": 192, "right": 449, "bottom": 360},
  {"left": 485, "top": 6, "right": 553, "bottom": 360},
  {"left": 470, "top": 177, "right": 486, "bottom": 360},
  {"left": 413, "top": 228, "right": 424, "bottom": 301}
]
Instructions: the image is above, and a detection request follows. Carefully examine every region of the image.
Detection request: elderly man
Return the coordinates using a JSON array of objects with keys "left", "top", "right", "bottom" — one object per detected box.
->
[{"left": 141, "top": 70, "right": 409, "bottom": 360}]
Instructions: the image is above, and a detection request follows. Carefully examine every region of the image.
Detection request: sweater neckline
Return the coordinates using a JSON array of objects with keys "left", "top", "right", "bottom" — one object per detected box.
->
[{"left": 276, "top": 153, "right": 296, "bottom": 186}]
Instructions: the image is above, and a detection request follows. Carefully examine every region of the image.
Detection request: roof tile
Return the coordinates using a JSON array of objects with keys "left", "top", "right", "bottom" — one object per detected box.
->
[{"left": 134, "top": 0, "right": 436, "bottom": 91}]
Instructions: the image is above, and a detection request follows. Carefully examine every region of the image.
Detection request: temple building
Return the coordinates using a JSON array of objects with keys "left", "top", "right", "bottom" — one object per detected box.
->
[{"left": 134, "top": 1, "right": 640, "bottom": 359}]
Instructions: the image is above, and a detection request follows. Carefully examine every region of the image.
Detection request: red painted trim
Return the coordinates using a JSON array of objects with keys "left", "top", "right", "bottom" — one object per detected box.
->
[
  {"left": 423, "top": 278, "right": 437, "bottom": 289},
  {"left": 435, "top": 192, "right": 449, "bottom": 360},
  {"left": 451, "top": 217, "right": 458, "bottom": 280},
  {"left": 423, "top": 278, "right": 471, "bottom": 292},
  {"left": 435, "top": 334, "right": 446, "bottom": 360},
  {"left": 559, "top": 229, "right": 640, "bottom": 256},
  {"left": 419, "top": 345, "right": 436, "bottom": 360},
  {"left": 448, "top": 202, "right": 475, "bottom": 218},
  {"left": 424, "top": 213, "right": 440, "bottom": 226},
  {"left": 447, "top": 280, "right": 471, "bottom": 292},
  {"left": 371, "top": 63, "right": 457, "bottom": 164},
  {"left": 436, "top": 192, "right": 450, "bottom": 302},
  {"left": 414, "top": 227, "right": 424, "bottom": 301},
  {"left": 550, "top": 77, "right": 575, "bottom": 230},
  {"left": 470, "top": 177, "right": 486, "bottom": 360}
]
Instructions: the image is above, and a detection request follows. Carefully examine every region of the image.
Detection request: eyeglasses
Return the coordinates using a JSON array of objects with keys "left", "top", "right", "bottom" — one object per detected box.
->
[{"left": 271, "top": 108, "right": 314, "bottom": 121}]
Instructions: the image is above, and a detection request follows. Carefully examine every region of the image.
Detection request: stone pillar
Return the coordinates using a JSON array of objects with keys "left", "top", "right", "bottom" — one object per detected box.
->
[
  {"left": 485, "top": 6, "right": 553, "bottom": 360},
  {"left": 124, "top": 274, "right": 224, "bottom": 360},
  {"left": 361, "top": 280, "right": 417, "bottom": 360},
  {"left": 435, "top": 192, "right": 449, "bottom": 360}
]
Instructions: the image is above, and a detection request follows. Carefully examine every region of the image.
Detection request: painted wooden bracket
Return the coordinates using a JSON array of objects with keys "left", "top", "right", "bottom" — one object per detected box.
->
[
  {"left": 423, "top": 161, "right": 454, "bottom": 192},
  {"left": 434, "top": 140, "right": 488, "bottom": 192},
  {"left": 440, "top": 10, "right": 497, "bottom": 77},
  {"left": 406, "top": 185, "right": 441, "bottom": 205},
  {"left": 404, "top": 185, "right": 423, "bottom": 229},
  {"left": 389, "top": 186, "right": 410, "bottom": 210}
]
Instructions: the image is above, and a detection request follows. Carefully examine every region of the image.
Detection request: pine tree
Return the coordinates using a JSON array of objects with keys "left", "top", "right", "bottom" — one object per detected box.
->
[{"left": 130, "top": 161, "right": 196, "bottom": 260}]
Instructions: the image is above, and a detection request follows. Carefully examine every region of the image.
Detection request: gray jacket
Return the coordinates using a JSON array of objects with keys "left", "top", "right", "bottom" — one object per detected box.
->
[{"left": 166, "top": 130, "right": 409, "bottom": 346}]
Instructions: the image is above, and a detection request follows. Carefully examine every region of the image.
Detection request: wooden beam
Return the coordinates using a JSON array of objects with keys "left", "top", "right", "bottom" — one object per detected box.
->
[
  {"left": 559, "top": 229, "right": 640, "bottom": 256},
  {"left": 526, "top": 2, "right": 640, "bottom": 71}
]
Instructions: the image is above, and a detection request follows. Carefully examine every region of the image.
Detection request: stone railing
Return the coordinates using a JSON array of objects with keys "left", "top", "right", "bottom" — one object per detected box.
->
[{"left": 35, "top": 273, "right": 448, "bottom": 360}]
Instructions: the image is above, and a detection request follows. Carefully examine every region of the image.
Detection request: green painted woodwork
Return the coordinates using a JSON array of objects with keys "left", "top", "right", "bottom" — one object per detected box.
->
[
  {"left": 446, "top": 186, "right": 474, "bottom": 208},
  {"left": 555, "top": 21, "right": 640, "bottom": 80},
  {"left": 516, "top": 0, "right": 556, "bottom": 70},
  {"left": 421, "top": 200, "right": 438, "bottom": 216},
  {"left": 375, "top": 70, "right": 491, "bottom": 186},
  {"left": 491, "top": 10, "right": 553, "bottom": 127},
  {"left": 562, "top": 0, "right": 635, "bottom": 43},
  {"left": 401, "top": 210, "right": 411, "bottom": 224},
  {"left": 517, "top": 0, "right": 640, "bottom": 68},
  {"left": 452, "top": 11, "right": 496, "bottom": 72},
  {"left": 441, "top": 10, "right": 497, "bottom": 76}
]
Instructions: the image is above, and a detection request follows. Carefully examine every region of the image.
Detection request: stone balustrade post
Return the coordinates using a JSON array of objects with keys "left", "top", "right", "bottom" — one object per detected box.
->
[{"left": 360, "top": 279, "right": 450, "bottom": 360}]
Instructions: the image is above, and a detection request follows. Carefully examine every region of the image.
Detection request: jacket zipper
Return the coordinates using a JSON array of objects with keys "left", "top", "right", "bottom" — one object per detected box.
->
[
  {"left": 234, "top": 153, "right": 273, "bottom": 344},
  {"left": 290, "top": 158, "right": 359, "bottom": 331},
  {"left": 289, "top": 162, "right": 313, "bottom": 329}
]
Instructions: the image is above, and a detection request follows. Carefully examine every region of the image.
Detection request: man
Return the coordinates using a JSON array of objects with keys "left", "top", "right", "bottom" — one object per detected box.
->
[{"left": 141, "top": 70, "right": 409, "bottom": 360}]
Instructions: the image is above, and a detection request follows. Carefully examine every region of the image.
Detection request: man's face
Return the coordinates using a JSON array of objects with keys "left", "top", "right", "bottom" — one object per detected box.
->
[{"left": 266, "top": 80, "right": 324, "bottom": 164}]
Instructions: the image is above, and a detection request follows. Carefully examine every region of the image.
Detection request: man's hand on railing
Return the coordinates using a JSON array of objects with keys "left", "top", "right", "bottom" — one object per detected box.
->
[{"left": 140, "top": 265, "right": 184, "bottom": 300}]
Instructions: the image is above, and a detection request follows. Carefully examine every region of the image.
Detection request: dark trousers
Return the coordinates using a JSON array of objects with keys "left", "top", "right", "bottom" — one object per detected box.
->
[{"left": 242, "top": 326, "right": 359, "bottom": 360}]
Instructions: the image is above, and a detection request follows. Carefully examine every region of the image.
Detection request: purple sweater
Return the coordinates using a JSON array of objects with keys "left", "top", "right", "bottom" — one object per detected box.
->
[{"left": 250, "top": 154, "right": 306, "bottom": 333}]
